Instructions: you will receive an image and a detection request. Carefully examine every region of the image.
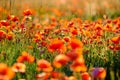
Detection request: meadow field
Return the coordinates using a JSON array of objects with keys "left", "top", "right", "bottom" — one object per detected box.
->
[{"left": 0, "top": 0, "right": 120, "bottom": 80}]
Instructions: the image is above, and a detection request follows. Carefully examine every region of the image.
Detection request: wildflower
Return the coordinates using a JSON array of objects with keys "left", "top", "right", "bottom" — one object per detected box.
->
[
  {"left": 51, "top": 72, "right": 62, "bottom": 79},
  {"left": 71, "top": 29, "right": 78, "bottom": 35},
  {"left": 23, "top": 9, "right": 32, "bottom": 16},
  {"left": 83, "top": 30, "right": 91, "bottom": 38},
  {"left": 70, "top": 57, "right": 87, "bottom": 72},
  {"left": 111, "top": 36, "right": 120, "bottom": 44},
  {"left": 68, "top": 21, "right": 74, "bottom": 27},
  {"left": 0, "top": 30, "right": 6, "bottom": 41},
  {"left": 66, "top": 50, "right": 79, "bottom": 60},
  {"left": 9, "top": 15, "right": 19, "bottom": 22},
  {"left": 108, "top": 45, "right": 114, "bottom": 50},
  {"left": 37, "top": 59, "right": 53, "bottom": 72},
  {"left": 108, "top": 45, "right": 120, "bottom": 51},
  {"left": 12, "top": 63, "right": 26, "bottom": 73},
  {"left": 81, "top": 72, "right": 91, "bottom": 80},
  {"left": 112, "top": 18, "right": 118, "bottom": 24},
  {"left": 53, "top": 54, "right": 70, "bottom": 68},
  {"left": 48, "top": 38, "right": 66, "bottom": 53},
  {"left": 17, "top": 51, "right": 35, "bottom": 63},
  {"left": 6, "top": 32, "right": 14, "bottom": 40},
  {"left": 104, "top": 23, "right": 112, "bottom": 31},
  {"left": 0, "top": 63, "right": 15, "bottom": 80},
  {"left": 95, "top": 24, "right": 103, "bottom": 31},
  {"left": 91, "top": 67, "right": 106, "bottom": 79},
  {"left": 34, "top": 32, "right": 44, "bottom": 43},
  {"left": 63, "top": 37, "right": 70, "bottom": 42},
  {"left": 41, "top": 41, "right": 47, "bottom": 47},
  {"left": 68, "top": 38, "right": 83, "bottom": 50},
  {"left": 0, "top": 20, "right": 10, "bottom": 26}
]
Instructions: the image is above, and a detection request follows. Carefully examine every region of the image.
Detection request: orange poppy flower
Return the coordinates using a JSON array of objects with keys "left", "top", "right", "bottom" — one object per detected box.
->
[
  {"left": 111, "top": 36, "right": 119, "bottom": 44},
  {"left": 95, "top": 24, "right": 103, "bottom": 30},
  {"left": 104, "top": 23, "right": 112, "bottom": 31},
  {"left": 91, "top": 67, "right": 106, "bottom": 79},
  {"left": 53, "top": 54, "right": 70, "bottom": 68},
  {"left": 81, "top": 72, "right": 91, "bottom": 80},
  {"left": 48, "top": 38, "right": 66, "bottom": 53},
  {"left": 0, "top": 63, "right": 15, "bottom": 80},
  {"left": 37, "top": 59, "right": 53, "bottom": 72},
  {"left": 70, "top": 57, "right": 87, "bottom": 72},
  {"left": 12, "top": 63, "right": 26, "bottom": 73},
  {"left": 83, "top": 30, "right": 91, "bottom": 38},
  {"left": 17, "top": 51, "right": 35, "bottom": 63},
  {"left": 23, "top": 9, "right": 32, "bottom": 16},
  {"left": 0, "top": 30, "right": 6, "bottom": 41},
  {"left": 68, "top": 38, "right": 83, "bottom": 50}
]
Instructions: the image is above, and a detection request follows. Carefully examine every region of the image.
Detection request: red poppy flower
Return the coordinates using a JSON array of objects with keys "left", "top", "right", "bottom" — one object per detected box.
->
[
  {"left": 0, "top": 20, "right": 10, "bottom": 26},
  {"left": 10, "top": 15, "right": 19, "bottom": 22},
  {"left": 63, "top": 37, "right": 70, "bottom": 42},
  {"left": 71, "top": 29, "right": 78, "bottom": 35}
]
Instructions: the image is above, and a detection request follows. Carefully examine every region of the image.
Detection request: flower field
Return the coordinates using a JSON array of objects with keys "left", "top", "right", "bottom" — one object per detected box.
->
[{"left": 0, "top": 0, "right": 120, "bottom": 80}]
